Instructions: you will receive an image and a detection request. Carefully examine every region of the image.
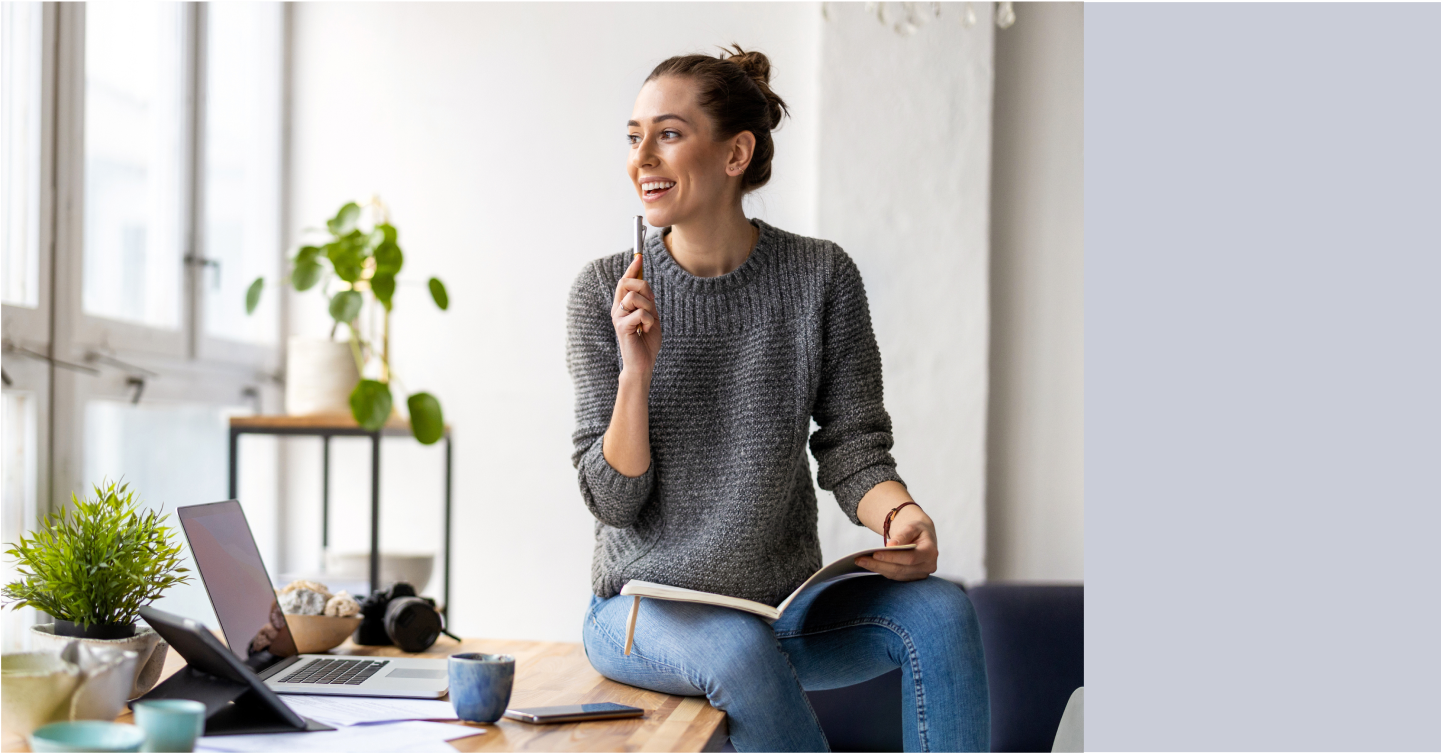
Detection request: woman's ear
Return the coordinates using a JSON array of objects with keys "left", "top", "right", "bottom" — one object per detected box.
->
[{"left": 726, "top": 131, "right": 756, "bottom": 178}]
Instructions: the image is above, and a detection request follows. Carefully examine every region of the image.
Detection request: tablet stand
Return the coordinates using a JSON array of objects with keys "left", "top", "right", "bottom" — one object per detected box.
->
[
  {"left": 137, "top": 667, "right": 332, "bottom": 736},
  {"left": 132, "top": 605, "right": 333, "bottom": 737}
]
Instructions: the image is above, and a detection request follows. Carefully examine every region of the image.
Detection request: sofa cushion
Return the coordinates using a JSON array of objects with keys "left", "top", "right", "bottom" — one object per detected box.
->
[
  {"left": 968, "top": 584, "right": 1084, "bottom": 752},
  {"left": 807, "top": 669, "right": 903, "bottom": 752}
]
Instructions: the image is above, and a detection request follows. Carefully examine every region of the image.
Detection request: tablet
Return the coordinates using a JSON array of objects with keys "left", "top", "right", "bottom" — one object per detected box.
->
[{"left": 136, "top": 605, "right": 328, "bottom": 735}]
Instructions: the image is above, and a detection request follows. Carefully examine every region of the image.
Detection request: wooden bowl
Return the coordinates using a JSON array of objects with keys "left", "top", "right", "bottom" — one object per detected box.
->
[{"left": 285, "top": 614, "right": 361, "bottom": 654}]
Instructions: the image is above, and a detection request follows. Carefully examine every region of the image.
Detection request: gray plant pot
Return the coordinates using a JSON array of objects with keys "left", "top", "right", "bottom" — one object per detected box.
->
[{"left": 53, "top": 620, "right": 136, "bottom": 640}]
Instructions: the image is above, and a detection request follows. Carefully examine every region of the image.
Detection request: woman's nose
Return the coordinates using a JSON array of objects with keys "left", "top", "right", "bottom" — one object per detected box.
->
[{"left": 635, "top": 135, "right": 660, "bottom": 168}]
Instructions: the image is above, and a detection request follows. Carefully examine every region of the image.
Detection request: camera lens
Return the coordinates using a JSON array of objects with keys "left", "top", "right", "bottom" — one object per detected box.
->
[{"left": 384, "top": 596, "right": 442, "bottom": 652}]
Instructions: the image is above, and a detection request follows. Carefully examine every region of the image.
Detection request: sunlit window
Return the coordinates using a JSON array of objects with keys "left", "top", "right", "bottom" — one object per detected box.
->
[
  {"left": 2, "top": 392, "right": 38, "bottom": 651},
  {"left": 204, "top": 3, "right": 282, "bottom": 345},
  {"left": 1, "top": 2, "right": 43, "bottom": 309},
  {"left": 82, "top": 2, "right": 186, "bottom": 329}
]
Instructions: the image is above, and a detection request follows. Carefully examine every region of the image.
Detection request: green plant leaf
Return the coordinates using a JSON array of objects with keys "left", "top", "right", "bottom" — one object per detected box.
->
[
  {"left": 291, "top": 260, "right": 324, "bottom": 291},
  {"left": 245, "top": 278, "right": 264, "bottom": 314},
  {"left": 350, "top": 380, "right": 393, "bottom": 431},
  {"left": 329, "top": 290, "right": 363, "bottom": 323},
  {"left": 295, "top": 245, "right": 323, "bottom": 265},
  {"left": 327, "top": 202, "right": 361, "bottom": 236},
  {"left": 407, "top": 392, "right": 444, "bottom": 445},
  {"left": 374, "top": 240, "right": 403, "bottom": 275},
  {"left": 376, "top": 223, "right": 397, "bottom": 245},
  {"left": 344, "top": 229, "right": 371, "bottom": 258},
  {"left": 428, "top": 278, "right": 449, "bottom": 310},
  {"left": 372, "top": 273, "right": 396, "bottom": 310},
  {"left": 327, "top": 239, "right": 364, "bottom": 282}
]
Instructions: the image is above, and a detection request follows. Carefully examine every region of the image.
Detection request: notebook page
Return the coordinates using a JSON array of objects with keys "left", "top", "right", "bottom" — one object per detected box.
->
[{"left": 773, "top": 544, "right": 918, "bottom": 617}]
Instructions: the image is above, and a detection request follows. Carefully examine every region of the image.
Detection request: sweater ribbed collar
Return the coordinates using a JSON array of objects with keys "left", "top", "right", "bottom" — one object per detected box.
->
[{"left": 649, "top": 217, "right": 775, "bottom": 295}]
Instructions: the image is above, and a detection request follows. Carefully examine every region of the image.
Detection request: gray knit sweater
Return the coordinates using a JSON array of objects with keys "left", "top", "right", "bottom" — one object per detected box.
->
[{"left": 567, "top": 218, "right": 904, "bottom": 606}]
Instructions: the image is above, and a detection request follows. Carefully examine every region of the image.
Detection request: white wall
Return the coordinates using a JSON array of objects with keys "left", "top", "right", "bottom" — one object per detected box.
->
[
  {"left": 986, "top": 2, "right": 1085, "bottom": 581},
  {"left": 815, "top": 4, "right": 995, "bottom": 585},
  {"left": 285, "top": 2, "right": 821, "bottom": 642}
]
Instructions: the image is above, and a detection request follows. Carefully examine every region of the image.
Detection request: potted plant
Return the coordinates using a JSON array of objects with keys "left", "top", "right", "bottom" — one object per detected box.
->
[
  {"left": 247, "top": 197, "right": 450, "bottom": 444},
  {"left": 4, "top": 480, "right": 187, "bottom": 698},
  {"left": 3, "top": 480, "right": 191, "bottom": 639}
]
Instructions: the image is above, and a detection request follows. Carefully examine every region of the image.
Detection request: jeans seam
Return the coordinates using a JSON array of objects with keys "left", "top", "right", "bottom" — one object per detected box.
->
[
  {"left": 777, "top": 616, "right": 931, "bottom": 752},
  {"left": 588, "top": 608, "right": 706, "bottom": 692}
]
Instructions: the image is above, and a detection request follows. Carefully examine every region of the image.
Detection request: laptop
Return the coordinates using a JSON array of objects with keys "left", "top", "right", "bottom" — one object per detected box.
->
[{"left": 176, "top": 500, "right": 449, "bottom": 699}]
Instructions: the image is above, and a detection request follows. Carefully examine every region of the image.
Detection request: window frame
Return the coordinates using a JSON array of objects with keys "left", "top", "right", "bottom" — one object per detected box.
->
[
  {"left": 191, "top": 3, "right": 286, "bottom": 368},
  {"left": 2, "top": 2, "right": 55, "bottom": 356},
  {"left": 19, "top": 2, "right": 287, "bottom": 517}
]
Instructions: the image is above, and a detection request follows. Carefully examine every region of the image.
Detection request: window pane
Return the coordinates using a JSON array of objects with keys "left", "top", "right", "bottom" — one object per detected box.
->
[
  {"left": 203, "top": 3, "right": 281, "bottom": 345},
  {"left": 2, "top": 391, "right": 38, "bottom": 651},
  {"left": 84, "top": 399, "right": 278, "bottom": 627},
  {"left": 83, "top": 2, "right": 185, "bottom": 329},
  {"left": 1, "top": 2, "right": 42, "bottom": 308}
]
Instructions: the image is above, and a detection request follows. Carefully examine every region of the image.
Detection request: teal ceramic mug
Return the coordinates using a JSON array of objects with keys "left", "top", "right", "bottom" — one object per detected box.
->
[
  {"left": 132, "top": 699, "right": 206, "bottom": 752},
  {"left": 448, "top": 653, "right": 515, "bottom": 723}
]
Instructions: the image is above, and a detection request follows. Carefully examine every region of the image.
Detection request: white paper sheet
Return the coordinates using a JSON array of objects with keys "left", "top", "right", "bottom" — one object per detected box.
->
[
  {"left": 280, "top": 695, "right": 460, "bottom": 726},
  {"left": 195, "top": 720, "right": 484, "bottom": 753}
]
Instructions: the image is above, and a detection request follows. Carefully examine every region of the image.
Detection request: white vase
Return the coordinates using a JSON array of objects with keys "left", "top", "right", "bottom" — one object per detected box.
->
[
  {"left": 28, "top": 624, "right": 168, "bottom": 700},
  {"left": 60, "top": 641, "right": 139, "bottom": 722},
  {"left": 1, "top": 652, "right": 80, "bottom": 738},
  {"left": 285, "top": 337, "right": 361, "bottom": 416}
]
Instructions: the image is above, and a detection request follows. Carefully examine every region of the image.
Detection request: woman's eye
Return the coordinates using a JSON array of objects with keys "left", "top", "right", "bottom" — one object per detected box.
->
[
  {"left": 626, "top": 133, "right": 640, "bottom": 145},
  {"left": 661, "top": 130, "right": 681, "bottom": 140}
]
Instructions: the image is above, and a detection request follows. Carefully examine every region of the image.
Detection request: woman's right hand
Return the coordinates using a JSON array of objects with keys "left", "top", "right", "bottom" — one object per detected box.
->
[{"left": 611, "top": 254, "right": 661, "bottom": 379}]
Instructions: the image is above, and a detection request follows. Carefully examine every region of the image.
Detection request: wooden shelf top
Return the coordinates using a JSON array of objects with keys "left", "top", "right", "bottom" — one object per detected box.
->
[{"left": 230, "top": 413, "right": 412, "bottom": 430}]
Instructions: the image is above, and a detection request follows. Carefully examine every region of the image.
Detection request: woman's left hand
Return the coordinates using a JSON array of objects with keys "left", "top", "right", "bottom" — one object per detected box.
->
[{"left": 855, "top": 505, "right": 939, "bottom": 581}]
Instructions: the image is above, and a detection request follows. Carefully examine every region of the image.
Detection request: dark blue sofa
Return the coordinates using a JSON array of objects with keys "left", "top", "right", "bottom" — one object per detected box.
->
[{"left": 805, "top": 582, "right": 1084, "bottom": 752}]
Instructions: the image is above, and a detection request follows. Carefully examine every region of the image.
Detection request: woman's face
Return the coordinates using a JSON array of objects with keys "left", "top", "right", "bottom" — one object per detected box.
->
[{"left": 627, "top": 76, "right": 750, "bottom": 228}]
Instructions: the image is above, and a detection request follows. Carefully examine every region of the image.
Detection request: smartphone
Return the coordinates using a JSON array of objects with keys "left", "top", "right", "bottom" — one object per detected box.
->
[{"left": 503, "top": 702, "right": 644, "bottom": 724}]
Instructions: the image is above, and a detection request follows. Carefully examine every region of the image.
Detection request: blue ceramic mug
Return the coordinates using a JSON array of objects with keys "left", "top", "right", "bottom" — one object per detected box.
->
[
  {"left": 132, "top": 699, "right": 206, "bottom": 752},
  {"left": 448, "top": 653, "right": 515, "bottom": 723}
]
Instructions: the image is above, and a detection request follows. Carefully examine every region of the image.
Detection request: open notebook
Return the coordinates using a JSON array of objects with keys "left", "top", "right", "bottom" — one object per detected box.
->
[{"left": 617, "top": 544, "right": 917, "bottom": 654}]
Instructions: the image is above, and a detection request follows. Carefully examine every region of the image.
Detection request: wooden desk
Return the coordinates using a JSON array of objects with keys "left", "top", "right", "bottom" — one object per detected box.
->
[{"left": 2, "top": 637, "right": 726, "bottom": 752}]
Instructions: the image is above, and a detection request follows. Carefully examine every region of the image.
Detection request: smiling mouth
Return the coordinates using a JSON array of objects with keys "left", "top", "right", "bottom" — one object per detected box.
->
[{"left": 641, "top": 180, "right": 676, "bottom": 201}]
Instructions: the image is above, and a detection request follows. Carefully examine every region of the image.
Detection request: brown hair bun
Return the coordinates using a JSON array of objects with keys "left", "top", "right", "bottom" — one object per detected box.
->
[
  {"left": 723, "top": 45, "right": 787, "bottom": 131},
  {"left": 646, "top": 44, "right": 791, "bottom": 193}
]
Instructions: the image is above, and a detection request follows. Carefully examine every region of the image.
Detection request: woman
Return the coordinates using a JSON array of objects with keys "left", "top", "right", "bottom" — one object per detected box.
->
[{"left": 567, "top": 46, "right": 989, "bottom": 752}]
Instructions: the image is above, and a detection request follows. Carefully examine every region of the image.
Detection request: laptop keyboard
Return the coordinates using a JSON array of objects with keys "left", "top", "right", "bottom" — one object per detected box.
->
[{"left": 277, "top": 658, "right": 390, "bottom": 685}]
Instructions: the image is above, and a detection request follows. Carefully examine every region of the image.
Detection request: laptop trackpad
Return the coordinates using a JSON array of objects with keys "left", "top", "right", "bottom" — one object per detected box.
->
[{"left": 387, "top": 668, "right": 447, "bottom": 679}]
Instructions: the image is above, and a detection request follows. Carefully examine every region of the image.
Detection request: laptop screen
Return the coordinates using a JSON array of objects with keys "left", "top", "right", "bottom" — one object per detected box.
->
[{"left": 177, "top": 501, "right": 298, "bottom": 662}]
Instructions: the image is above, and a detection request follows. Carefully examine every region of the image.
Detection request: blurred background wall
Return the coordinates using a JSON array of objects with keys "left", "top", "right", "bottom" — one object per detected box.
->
[{"left": 987, "top": 2, "right": 1084, "bottom": 581}]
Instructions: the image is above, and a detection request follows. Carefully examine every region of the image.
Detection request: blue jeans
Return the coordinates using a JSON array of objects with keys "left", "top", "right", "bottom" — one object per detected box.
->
[{"left": 583, "top": 575, "right": 989, "bottom": 752}]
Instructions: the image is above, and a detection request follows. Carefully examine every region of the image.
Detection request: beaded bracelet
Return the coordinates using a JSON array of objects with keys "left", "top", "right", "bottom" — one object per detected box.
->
[{"left": 882, "top": 501, "right": 920, "bottom": 546}]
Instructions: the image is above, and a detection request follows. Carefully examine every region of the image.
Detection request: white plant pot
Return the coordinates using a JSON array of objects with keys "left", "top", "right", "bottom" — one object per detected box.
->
[
  {"left": 286, "top": 337, "right": 360, "bottom": 416},
  {"left": 325, "top": 551, "right": 435, "bottom": 594}
]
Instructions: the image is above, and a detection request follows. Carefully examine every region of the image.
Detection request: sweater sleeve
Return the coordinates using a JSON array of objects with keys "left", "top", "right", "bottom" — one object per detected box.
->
[
  {"left": 566, "top": 259, "right": 654, "bottom": 528},
  {"left": 809, "top": 249, "right": 905, "bottom": 525}
]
